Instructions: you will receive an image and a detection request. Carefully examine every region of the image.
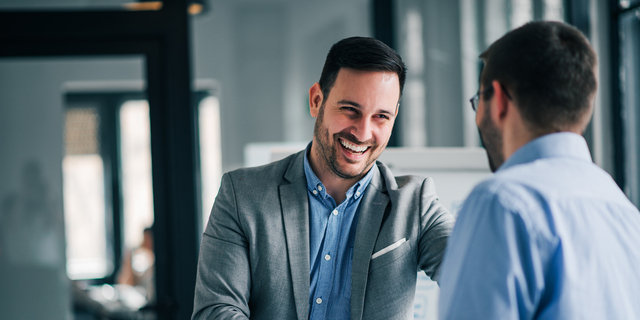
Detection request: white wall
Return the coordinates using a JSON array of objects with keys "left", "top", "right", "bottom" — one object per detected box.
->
[{"left": 191, "top": 0, "right": 371, "bottom": 171}]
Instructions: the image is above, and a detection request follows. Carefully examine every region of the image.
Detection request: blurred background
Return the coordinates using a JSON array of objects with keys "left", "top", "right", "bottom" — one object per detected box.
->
[{"left": 0, "top": 0, "right": 638, "bottom": 319}]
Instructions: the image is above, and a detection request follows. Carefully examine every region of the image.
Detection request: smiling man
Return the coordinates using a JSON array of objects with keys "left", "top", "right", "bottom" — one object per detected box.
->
[{"left": 192, "top": 37, "right": 454, "bottom": 320}]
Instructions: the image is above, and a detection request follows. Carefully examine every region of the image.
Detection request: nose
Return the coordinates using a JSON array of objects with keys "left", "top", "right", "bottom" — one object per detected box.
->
[{"left": 350, "top": 117, "right": 373, "bottom": 143}]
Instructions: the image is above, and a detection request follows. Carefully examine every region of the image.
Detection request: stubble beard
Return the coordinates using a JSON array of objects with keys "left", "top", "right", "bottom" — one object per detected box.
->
[
  {"left": 313, "top": 104, "right": 380, "bottom": 180},
  {"left": 478, "top": 108, "right": 504, "bottom": 173}
]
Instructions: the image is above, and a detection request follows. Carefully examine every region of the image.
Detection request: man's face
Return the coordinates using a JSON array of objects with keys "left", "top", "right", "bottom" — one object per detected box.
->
[
  {"left": 476, "top": 84, "right": 505, "bottom": 173},
  {"left": 311, "top": 68, "right": 400, "bottom": 180}
]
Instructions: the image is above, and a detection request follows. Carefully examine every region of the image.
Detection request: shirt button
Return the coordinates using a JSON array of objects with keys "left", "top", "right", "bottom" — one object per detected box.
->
[
  {"left": 332, "top": 209, "right": 338, "bottom": 216},
  {"left": 316, "top": 298, "right": 322, "bottom": 304},
  {"left": 324, "top": 254, "right": 331, "bottom": 261},
  {"left": 317, "top": 185, "right": 323, "bottom": 191},
  {"left": 312, "top": 190, "right": 318, "bottom": 195},
  {"left": 355, "top": 191, "right": 361, "bottom": 197}
]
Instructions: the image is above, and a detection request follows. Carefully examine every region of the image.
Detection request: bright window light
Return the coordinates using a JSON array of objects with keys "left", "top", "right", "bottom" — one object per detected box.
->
[
  {"left": 199, "top": 96, "right": 222, "bottom": 230},
  {"left": 119, "top": 100, "right": 155, "bottom": 250}
]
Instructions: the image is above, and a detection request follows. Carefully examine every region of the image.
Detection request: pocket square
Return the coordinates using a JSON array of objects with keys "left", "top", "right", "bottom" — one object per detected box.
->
[{"left": 372, "top": 238, "right": 407, "bottom": 259}]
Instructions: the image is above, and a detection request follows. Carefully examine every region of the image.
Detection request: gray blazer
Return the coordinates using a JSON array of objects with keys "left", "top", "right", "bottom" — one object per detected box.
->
[{"left": 192, "top": 151, "right": 454, "bottom": 320}]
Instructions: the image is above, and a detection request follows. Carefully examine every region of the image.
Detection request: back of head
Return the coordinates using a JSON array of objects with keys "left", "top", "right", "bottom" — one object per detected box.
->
[
  {"left": 480, "top": 21, "right": 597, "bottom": 134},
  {"left": 319, "top": 36, "right": 406, "bottom": 101}
]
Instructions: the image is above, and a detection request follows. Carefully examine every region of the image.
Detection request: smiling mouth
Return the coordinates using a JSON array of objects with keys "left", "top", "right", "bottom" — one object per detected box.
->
[{"left": 339, "top": 138, "right": 370, "bottom": 155}]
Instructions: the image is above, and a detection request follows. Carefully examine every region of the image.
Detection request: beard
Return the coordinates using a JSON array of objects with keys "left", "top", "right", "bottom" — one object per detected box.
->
[
  {"left": 312, "top": 104, "right": 382, "bottom": 180},
  {"left": 478, "top": 108, "right": 504, "bottom": 173}
]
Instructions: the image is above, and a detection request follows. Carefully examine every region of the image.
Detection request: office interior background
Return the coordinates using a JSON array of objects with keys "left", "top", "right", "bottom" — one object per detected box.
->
[{"left": 0, "top": 0, "right": 638, "bottom": 319}]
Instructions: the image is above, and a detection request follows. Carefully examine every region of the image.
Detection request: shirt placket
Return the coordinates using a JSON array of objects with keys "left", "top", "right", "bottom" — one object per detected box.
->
[{"left": 312, "top": 195, "right": 349, "bottom": 318}]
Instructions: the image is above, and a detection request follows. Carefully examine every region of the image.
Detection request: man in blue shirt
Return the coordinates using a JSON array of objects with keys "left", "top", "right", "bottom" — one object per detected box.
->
[
  {"left": 438, "top": 21, "right": 640, "bottom": 319},
  {"left": 193, "top": 37, "right": 454, "bottom": 320}
]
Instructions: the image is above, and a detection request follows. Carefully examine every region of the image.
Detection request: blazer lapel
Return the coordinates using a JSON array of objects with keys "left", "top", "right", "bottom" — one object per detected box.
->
[
  {"left": 280, "top": 151, "right": 310, "bottom": 320},
  {"left": 351, "top": 166, "right": 389, "bottom": 320}
]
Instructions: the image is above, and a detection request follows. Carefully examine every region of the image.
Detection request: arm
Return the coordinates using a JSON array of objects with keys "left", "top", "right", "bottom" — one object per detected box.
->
[
  {"left": 437, "top": 183, "right": 546, "bottom": 319},
  {"left": 417, "top": 177, "right": 456, "bottom": 283},
  {"left": 192, "top": 173, "right": 251, "bottom": 320}
]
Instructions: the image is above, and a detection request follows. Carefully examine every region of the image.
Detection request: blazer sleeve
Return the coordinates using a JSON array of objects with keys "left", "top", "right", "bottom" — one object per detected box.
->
[
  {"left": 192, "top": 173, "right": 251, "bottom": 320},
  {"left": 417, "top": 177, "right": 456, "bottom": 283}
]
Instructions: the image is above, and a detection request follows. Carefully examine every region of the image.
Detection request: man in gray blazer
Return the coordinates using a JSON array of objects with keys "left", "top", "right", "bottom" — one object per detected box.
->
[{"left": 192, "top": 37, "right": 454, "bottom": 320}]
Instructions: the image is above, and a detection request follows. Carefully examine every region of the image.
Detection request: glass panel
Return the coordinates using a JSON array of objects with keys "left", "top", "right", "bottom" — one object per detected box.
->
[
  {"left": 621, "top": 9, "right": 640, "bottom": 205},
  {"left": 0, "top": 56, "right": 151, "bottom": 320}
]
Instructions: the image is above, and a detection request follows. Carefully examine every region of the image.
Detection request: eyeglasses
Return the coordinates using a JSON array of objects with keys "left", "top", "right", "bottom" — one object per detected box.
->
[
  {"left": 469, "top": 84, "right": 512, "bottom": 112},
  {"left": 469, "top": 87, "right": 493, "bottom": 112}
]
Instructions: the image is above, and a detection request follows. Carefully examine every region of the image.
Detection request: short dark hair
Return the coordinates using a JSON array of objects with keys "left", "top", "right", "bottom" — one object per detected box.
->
[
  {"left": 318, "top": 36, "right": 406, "bottom": 101},
  {"left": 480, "top": 21, "right": 597, "bottom": 132}
]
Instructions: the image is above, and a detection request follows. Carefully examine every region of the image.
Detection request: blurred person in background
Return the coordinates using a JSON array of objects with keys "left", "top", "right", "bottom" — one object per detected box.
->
[{"left": 118, "top": 226, "right": 155, "bottom": 303}]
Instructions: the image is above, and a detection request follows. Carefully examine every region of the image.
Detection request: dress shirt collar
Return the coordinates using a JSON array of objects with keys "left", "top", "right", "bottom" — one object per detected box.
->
[
  {"left": 303, "top": 142, "right": 375, "bottom": 201},
  {"left": 499, "top": 132, "right": 593, "bottom": 172}
]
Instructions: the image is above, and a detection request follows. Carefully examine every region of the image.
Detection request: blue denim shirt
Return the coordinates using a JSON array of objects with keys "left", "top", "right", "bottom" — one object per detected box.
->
[{"left": 304, "top": 143, "right": 375, "bottom": 320}]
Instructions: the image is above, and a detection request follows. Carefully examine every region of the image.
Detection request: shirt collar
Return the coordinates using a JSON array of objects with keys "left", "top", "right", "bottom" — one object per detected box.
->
[
  {"left": 499, "top": 132, "right": 593, "bottom": 172},
  {"left": 303, "top": 142, "right": 376, "bottom": 201}
]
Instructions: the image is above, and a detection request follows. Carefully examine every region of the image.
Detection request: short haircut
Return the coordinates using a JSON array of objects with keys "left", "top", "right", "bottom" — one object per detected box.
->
[
  {"left": 480, "top": 21, "right": 597, "bottom": 132},
  {"left": 318, "top": 36, "right": 407, "bottom": 102}
]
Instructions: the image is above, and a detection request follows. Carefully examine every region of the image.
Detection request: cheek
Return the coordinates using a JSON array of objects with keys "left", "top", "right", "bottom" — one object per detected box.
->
[{"left": 375, "top": 124, "right": 394, "bottom": 142}]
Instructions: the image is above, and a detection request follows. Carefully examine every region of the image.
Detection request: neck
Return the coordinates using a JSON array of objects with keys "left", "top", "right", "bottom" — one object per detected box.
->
[
  {"left": 308, "top": 144, "right": 362, "bottom": 205},
  {"left": 502, "top": 116, "right": 540, "bottom": 161}
]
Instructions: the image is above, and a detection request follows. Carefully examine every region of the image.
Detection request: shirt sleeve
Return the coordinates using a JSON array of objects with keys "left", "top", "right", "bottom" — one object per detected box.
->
[
  {"left": 192, "top": 173, "right": 251, "bottom": 320},
  {"left": 437, "top": 181, "right": 547, "bottom": 320}
]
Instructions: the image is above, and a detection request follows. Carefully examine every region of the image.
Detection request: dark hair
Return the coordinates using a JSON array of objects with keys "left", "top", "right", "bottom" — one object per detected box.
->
[
  {"left": 480, "top": 21, "right": 597, "bottom": 132},
  {"left": 318, "top": 36, "right": 406, "bottom": 101}
]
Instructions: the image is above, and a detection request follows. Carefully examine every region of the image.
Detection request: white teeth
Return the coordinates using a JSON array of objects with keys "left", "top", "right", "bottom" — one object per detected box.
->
[{"left": 340, "top": 139, "right": 368, "bottom": 153}]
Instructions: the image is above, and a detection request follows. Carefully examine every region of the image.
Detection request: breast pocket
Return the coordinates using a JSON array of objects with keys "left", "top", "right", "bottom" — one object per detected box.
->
[{"left": 368, "top": 238, "right": 411, "bottom": 273}]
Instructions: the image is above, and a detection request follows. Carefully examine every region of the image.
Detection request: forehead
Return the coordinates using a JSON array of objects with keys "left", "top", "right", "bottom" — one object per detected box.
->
[{"left": 329, "top": 68, "right": 400, "bottom": 107}]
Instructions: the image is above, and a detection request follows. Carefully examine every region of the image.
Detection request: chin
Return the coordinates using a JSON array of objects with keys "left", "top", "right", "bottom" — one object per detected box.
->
[{"left": 332, "top": 161, "right": 369, "bottom": 180}]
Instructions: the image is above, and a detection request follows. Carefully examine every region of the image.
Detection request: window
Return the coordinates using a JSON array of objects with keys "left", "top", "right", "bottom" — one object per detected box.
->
[
  {"left": 198, "top": 95, "right": 223, "bottom": 229},
  {"left": 63, "top": 107, "right": 111, "bottom": 280},
  {"left": 62, "top": 83, "right": 222, "bottom": 285},
  {"left": 119, "top": 100, "right": 155, "bottom": 250}
]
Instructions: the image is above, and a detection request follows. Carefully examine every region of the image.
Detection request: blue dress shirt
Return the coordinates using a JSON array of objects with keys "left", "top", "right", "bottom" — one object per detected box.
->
[
  {"left": 438, "top": 132, "right": 640, "bottom": 319},
  {"left": 303, "top": 144, "right": 375, "bottom": 320}
]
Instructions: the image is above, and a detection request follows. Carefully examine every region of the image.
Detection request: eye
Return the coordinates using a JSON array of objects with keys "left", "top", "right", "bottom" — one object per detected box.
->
[
  {"left": 376, "top": 114, "right": 390, "bottom": 120},
  {"left": 342, "top": 106, "right": 357, "bottom": 113}
]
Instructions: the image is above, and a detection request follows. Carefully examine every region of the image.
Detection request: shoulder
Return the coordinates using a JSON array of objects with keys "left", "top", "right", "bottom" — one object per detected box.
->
[
  {"left": 225, "top": 150, "right": 303, "bottom": 186},
  {"left": 376, "top": 160, "right": 432, "bottom": 193},
  {"left": 376, "top": 161, "right": 452, "bottom": 222},
  {"left": 465, "top": 173, "right": 536, "bottom": 215},
  {"left": 459, "top": 171, "right": 559, "bottom": 247}
]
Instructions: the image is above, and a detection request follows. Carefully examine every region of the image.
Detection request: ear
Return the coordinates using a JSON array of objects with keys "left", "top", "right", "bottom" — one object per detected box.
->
[
  {"left": 309, "top": 83, "right": 323, "bottom": 118},
  {"left": 490, "top": 80, "right": 510, "bottom": 127}
]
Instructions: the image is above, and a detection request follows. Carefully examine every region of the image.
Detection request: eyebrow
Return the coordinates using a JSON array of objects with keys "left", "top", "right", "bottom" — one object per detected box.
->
[{"left": 337, "top": 99, "right": 395, "bottom": 116}]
